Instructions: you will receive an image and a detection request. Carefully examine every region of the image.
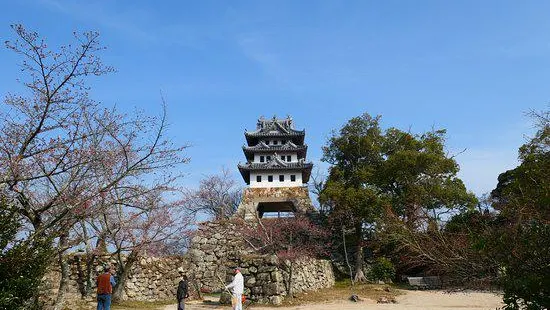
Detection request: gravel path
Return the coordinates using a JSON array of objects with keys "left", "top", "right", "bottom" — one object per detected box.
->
[{"left": 161, "top": 290, "right": 504, "bottom": 310}]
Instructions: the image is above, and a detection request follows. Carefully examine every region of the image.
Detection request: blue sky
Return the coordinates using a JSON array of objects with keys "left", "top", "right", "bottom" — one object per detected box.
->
[{"left": 2, "top": 0, "right": 549, "bottom": 196}]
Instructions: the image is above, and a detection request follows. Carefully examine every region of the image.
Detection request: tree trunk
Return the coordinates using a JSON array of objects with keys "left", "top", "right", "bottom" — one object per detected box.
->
[
  {"left": 78, "top": 220, "right": 97, "bottom": 297},
  {"left": 53, "top": 233, "right": 69, "bottom": 310},
  {"left": 353, "top": 223, "right": 367, "bottom": 283},
  {"left": 75, "top": 255, "right": 86, "bottom": 298},
  {"left": 287, "top": 261, "right": 294, "bottom": 297},
  {"left": 84, "top": 254, "right": 97, "bottom": 297},
  {"left": 112, "top": 251, "right": 138, "bottom": 303},
  {"left": 76, "top": 253, "right": 97, "bottom": 298},
  {"left": 342, "top": 226, "right": 354, "bottom": 285}
]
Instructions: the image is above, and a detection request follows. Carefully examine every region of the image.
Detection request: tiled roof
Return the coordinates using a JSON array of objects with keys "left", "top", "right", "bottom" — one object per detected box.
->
[
  {"left": 245, "top": 116, "right": 305, "bottom": 137},
  {"left": 242, "top": 141, "right": 308, "bottom": 158},
  {"left": 244, "top": 130, "right": 305, "bottom": 137}
]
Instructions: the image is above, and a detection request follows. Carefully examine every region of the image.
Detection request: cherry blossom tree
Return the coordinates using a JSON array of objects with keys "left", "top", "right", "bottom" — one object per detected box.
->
[
  {"left": 237, "top": 215, "right": 329, "bottom": 296},
  {"left": 1, "top": 25, "right": 189, "bottom": 309},
  {"left": 95, "top": 188, "right": 193, "bottom": 302}
]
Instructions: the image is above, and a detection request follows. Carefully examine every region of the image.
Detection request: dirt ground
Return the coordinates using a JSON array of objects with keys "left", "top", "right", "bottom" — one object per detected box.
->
[{"left": 160, "top": 290, "right": 504, "bottom": 310}]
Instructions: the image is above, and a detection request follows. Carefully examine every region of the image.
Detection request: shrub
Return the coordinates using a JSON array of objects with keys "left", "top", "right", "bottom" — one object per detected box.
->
[
  {"left": 498, "top": 221, "right": 550, "bottom": 310},
  {"left": 0, "top": 200, "right": 53, "bottom": 310},
  {"left": 368, "top": 257, "right": 395, "bottom": 282}
]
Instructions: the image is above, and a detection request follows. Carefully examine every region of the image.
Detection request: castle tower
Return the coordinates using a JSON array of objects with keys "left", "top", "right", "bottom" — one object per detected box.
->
[{"left": 236, "top": 116, "right": 315, "bottom": 219}]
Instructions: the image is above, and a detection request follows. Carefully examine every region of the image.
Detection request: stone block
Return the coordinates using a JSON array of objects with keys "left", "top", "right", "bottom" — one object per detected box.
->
[
  {"left": 263, "top": 283, "right": 283, "bottom": 295},
  {"left": 212, "top": 233, "right": 222, "bottom": 239},
  {"left": 258, "top": 265, "right": 276, "bottom": 273},
  {"left": 271, "top": 271, "right": 283, "bottom": 282},
  {"left": 201, "top": 244, "right": 216, "bottom": 252},
  {"left": 270, "top": 295, "right": 283, "bottom": 305},
  {"left": 245, "top": 277, "right": 256, "bottom": 286},
  {"left": 256, "top": 273, "right": 270, "bottom": 282},
  {"left": 266, "top": 255, "right": 278, "bottom": 265},
  {"left": 251, "top": 286, "right": 262, "bottom": 294}
]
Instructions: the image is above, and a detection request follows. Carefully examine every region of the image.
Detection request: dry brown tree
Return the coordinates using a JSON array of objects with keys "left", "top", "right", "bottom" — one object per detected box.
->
[{"left": 183, "top": 168, "right": 242, "bottom": 220}]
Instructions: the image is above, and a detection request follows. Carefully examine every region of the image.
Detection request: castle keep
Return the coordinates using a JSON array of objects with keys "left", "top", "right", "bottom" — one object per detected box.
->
[{"left": 237, "top": 116, "right": 315, "bottom": 219}]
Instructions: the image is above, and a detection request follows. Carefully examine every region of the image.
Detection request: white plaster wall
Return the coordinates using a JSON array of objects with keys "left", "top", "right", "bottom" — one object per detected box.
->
[
  {"left": 262, "top": 139, "right": 289, "bottom": 146},
  {"left": 274, "top": 153, "right": 296, "bottom": 162},
  {"left": 253, "top": 152, "right": 297, "bottom": 163},
  {"left": 250, "top": 171, "right": 303, "bottom": 188}
]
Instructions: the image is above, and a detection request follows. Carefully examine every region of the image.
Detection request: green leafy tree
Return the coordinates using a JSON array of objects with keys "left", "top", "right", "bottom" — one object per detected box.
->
[
  {"left": 492, "top": 110, "right": 549, "bottom": 222},
  {"left": 320, "top": 112, "right": 476, "bottom": 281},
  {"left": 490, "top": 109, "right": 549, "bottom": 309},
  {"left": 379, "top": 128, "right": 477, "bottom": 229},
  {"left": 320, "top": 113, "right": 386, "bottom": 282}
]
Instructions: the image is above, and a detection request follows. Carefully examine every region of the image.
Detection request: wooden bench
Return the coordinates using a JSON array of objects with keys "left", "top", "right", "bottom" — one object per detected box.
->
[{"left": 407, "top": 276, "right": 442, "bottom": 289}]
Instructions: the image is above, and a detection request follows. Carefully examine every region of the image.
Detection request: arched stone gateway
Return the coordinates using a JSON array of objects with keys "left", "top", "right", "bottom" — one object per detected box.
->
[{"left": 237, "top": 186, "right": 315, "bottom": 219}]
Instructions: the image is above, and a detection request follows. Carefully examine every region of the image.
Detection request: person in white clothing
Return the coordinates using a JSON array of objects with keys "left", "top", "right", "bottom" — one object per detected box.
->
[{"left": 225, "top": 268, "right": 244, "bottom": 310}]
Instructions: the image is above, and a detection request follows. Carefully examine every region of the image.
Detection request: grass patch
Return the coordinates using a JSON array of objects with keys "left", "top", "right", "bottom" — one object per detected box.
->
[
  {"left": 62, "top": 300, "right": 93, "bottom": 310},
  {"left": 280, "top": 280, "right": 402, "bottom": 306},
  {"left": 112, "top": 299, "right": 174, "bottom": 310}
]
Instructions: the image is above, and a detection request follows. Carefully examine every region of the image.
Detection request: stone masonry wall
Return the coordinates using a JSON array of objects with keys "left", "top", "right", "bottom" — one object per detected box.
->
[
  {"left": 41, "top": 255, "right": 189, "bottom": 309},
  {"left": 189, "top": 220, "right": 334, "bottom": 305},
  {"left": 286, "top": 258, "right": 335, "bottom": 295},
  {"left": 124, "top": 256, "right": 189, "bottom": 301},
  {"left": 187, "top": 220, "right": 253, "bottom": 292},
  {"left": 221, "top": 254, "right": 334, "bottom": 305},
  {"left": 42, "top": 219, "right": 334, "bottom": 307}
]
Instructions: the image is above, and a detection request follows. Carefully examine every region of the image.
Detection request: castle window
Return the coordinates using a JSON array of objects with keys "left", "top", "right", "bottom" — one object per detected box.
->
[
  {"left": 280, "top": 155, "right": 285, "bottom": 161},
  {"left": 260, "top": 156, "right": 265, "bottom": 162},
  {"left": 287, "top": 155, "right": 291, "bottom": 162},
  {"left": 279, "top": 175, "right": 284, "bottom": 182},
  {"left": 256, "top": 175, "right": 262, "bottom": 182},
  {"left": 266, "top": 156, "right": 271, "bottom": 161},
  {"left": 274, "top": 140, "right": 278, "bottom": 145},
  {"left": 268, "top": 175, "right": 273, "bottom": 182},
  {"left": 290, "top": 175, "right": 296, "bottom": 182}
]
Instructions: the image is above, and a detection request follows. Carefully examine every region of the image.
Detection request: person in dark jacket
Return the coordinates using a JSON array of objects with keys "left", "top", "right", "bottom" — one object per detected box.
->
[{"left": 176, "top": 274, "right": 189, "bottom": 310}]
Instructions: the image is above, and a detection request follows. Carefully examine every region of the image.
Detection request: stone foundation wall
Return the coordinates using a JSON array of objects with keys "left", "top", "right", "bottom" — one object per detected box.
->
[
  {"left": 222, "top": 254, "right": 334, "bottom": 305},
  {"left": 187, "top": 220, "right": 253, "bottom": 291},
  {"left": 42, "top": 219, "right": 334, "bottom": 307},
  {"left": 188, "top": 220, "right": 334, "bottom": 305},
  {"left": 286, "top": 258, "right": 335, "bottom": 295},
  {"left": 41, "top": 255, "right": 189, "bottom": 309},
  {"left": 124, "top": 256, "right": 189, "bottom": 301}
]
